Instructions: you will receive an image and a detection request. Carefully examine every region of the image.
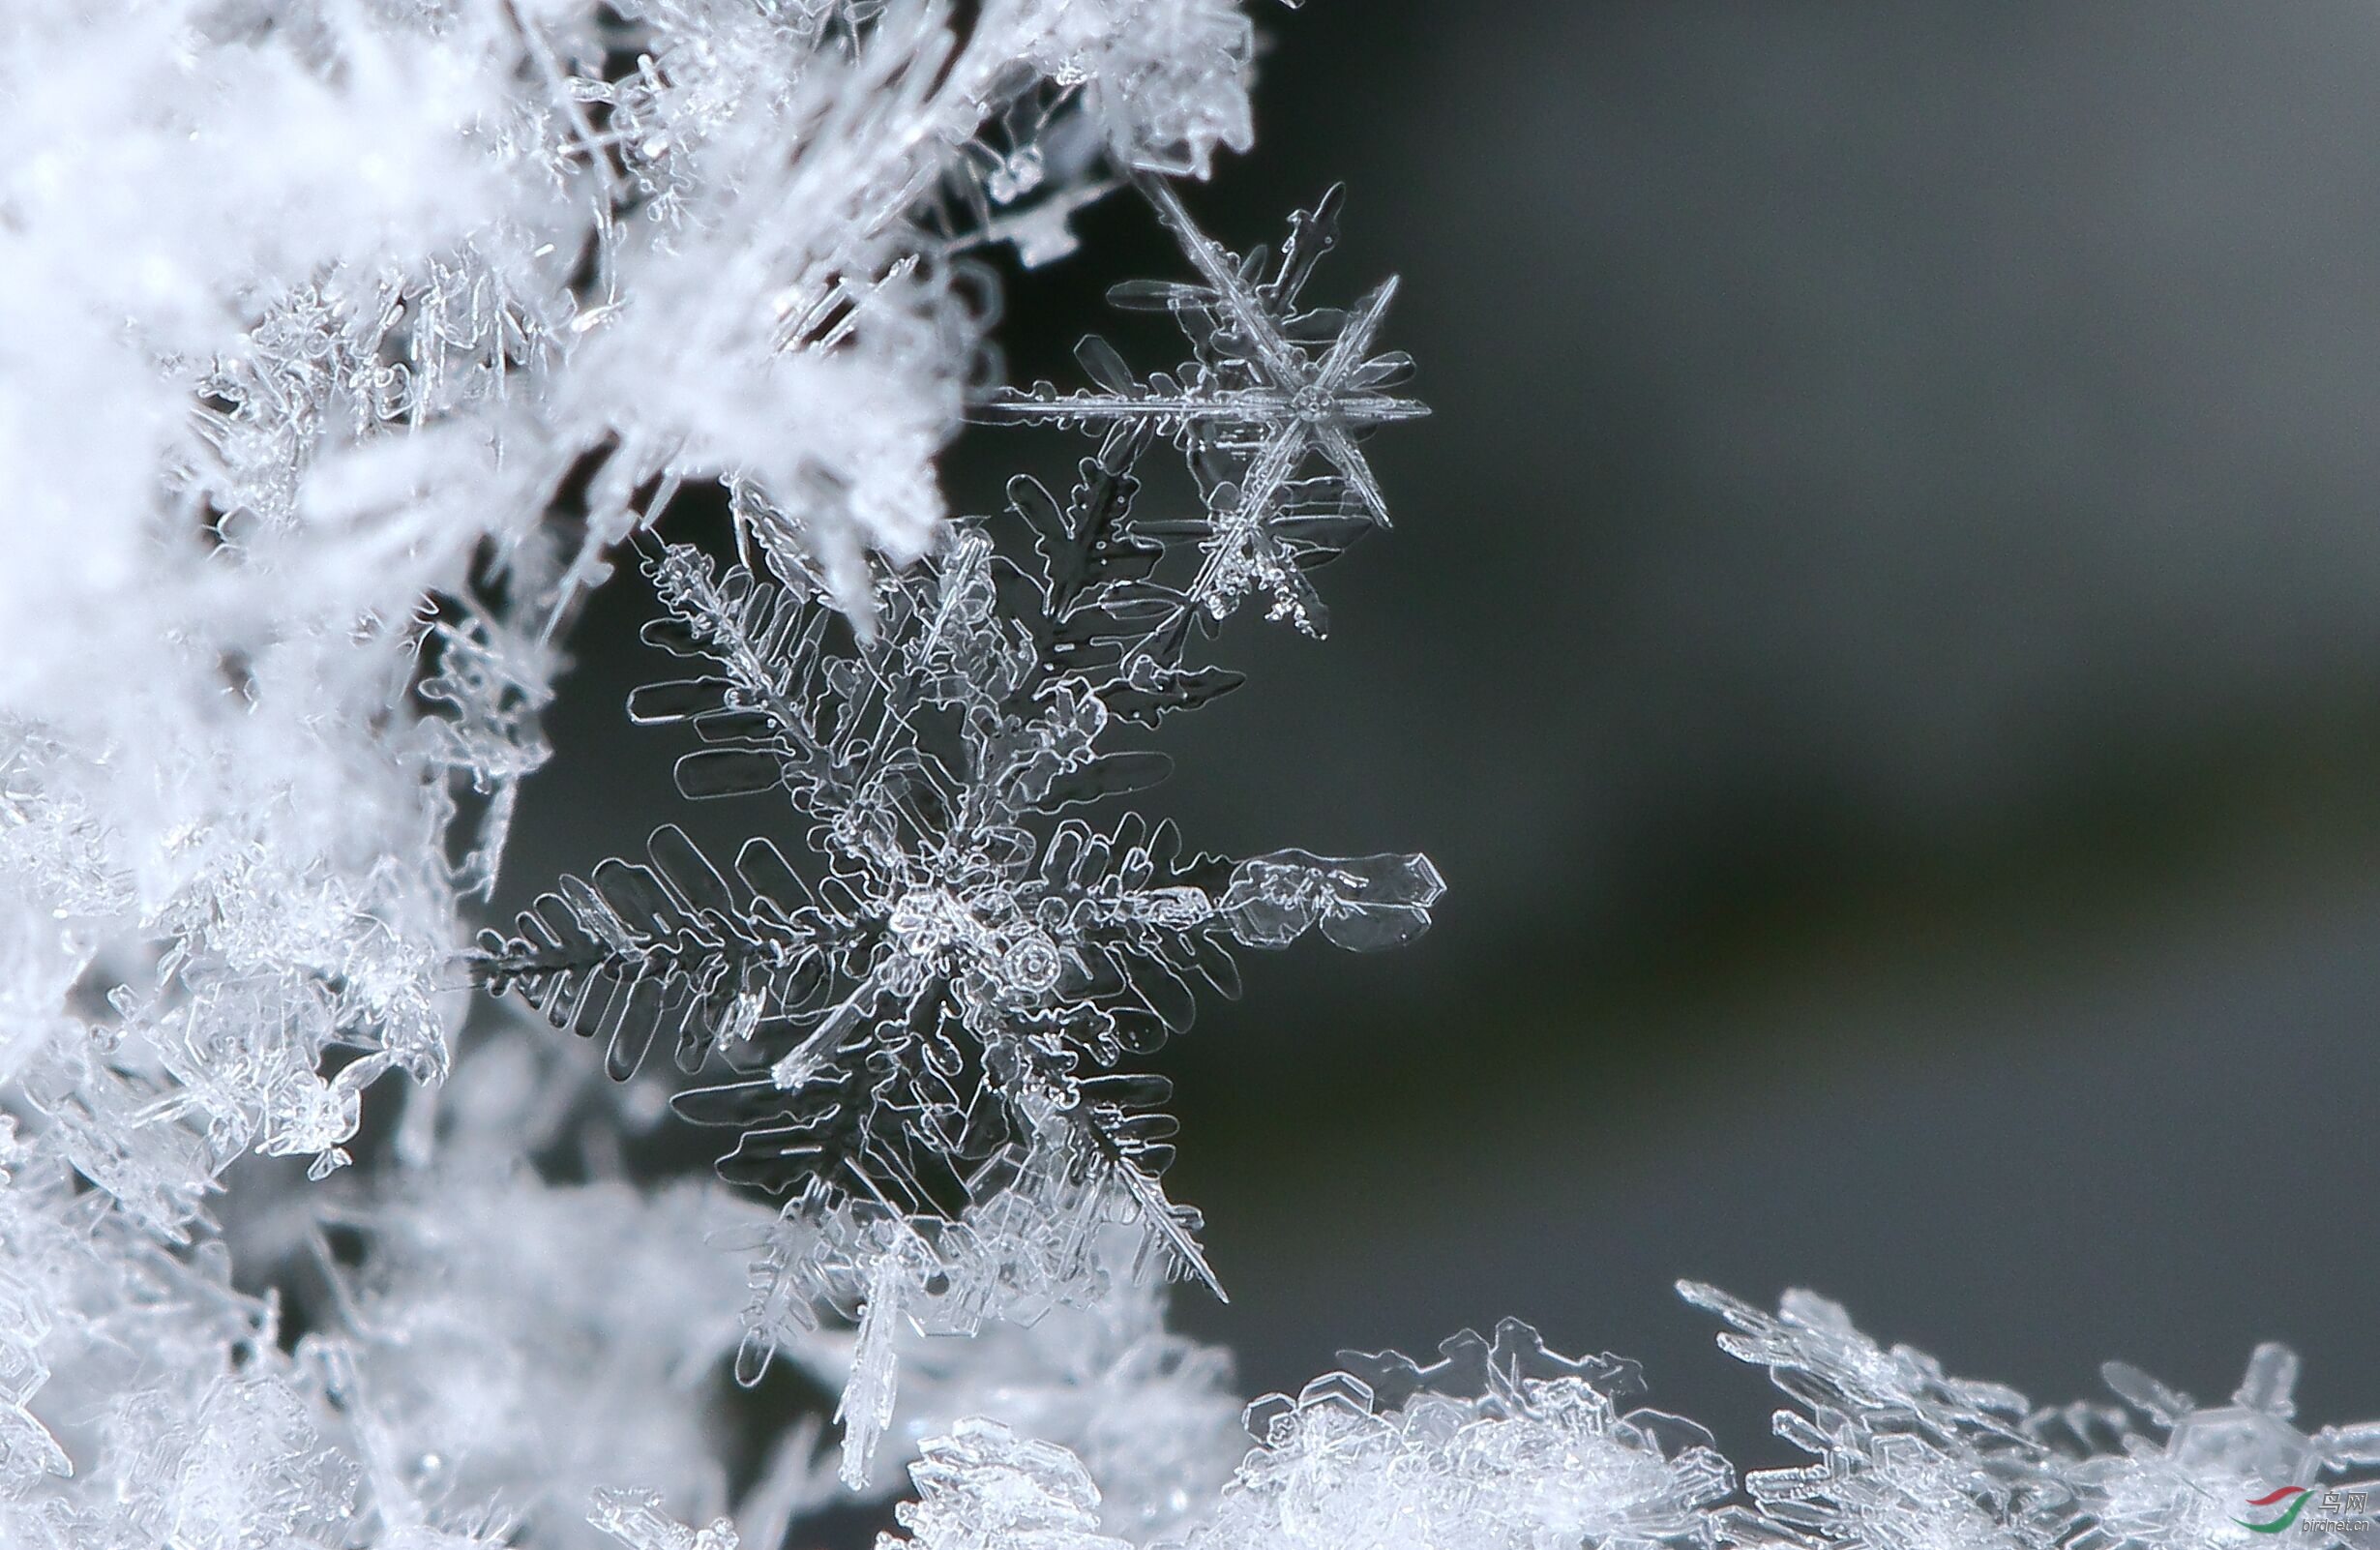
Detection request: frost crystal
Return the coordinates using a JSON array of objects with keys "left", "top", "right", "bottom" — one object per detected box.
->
[
  {"left": 588, "top": 1488, "right": 740, "bottom": 1550},
  {"left": 1683, "top": 1282, "right": 2380, "bottom": 1550},
  {"left": 1188, "top": 1319, "right": 1739, "bottom": 1550},
  {"left": 879, "top": 1417, "right": 1131, "bottom": 1550},
  {"left": 861, "top": 1294, "right": 2380, "bottom": 1550}
]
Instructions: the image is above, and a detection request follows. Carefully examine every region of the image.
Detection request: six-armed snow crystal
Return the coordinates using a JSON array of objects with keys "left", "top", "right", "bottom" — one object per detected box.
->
[{"left": 474, "top": 178, "right": 1443, "bottom": 1483}]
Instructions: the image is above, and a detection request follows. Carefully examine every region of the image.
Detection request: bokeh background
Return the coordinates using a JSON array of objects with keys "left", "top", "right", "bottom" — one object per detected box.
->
[{"left": 508, "top": 0, "right": 2380, "bottom": 1473}]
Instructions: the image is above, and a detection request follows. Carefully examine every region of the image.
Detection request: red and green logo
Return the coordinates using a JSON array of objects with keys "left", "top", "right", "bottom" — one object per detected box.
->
[{"left": 2236, "top": 1486, "right": 2312, "bottom": 1534}]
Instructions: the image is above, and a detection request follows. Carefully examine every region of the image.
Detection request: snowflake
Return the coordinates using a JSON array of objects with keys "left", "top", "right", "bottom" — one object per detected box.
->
[
  {"left": 987, "top": 178, "right": 1427, "bottom": 635},
  {"left": 477, "top": 184, "right": 1438, "bottom": 1484}
]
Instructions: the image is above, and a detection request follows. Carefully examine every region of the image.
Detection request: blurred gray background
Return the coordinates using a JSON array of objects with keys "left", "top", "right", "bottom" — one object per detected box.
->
[{"left": 510, "top": 0, "right": 2380, "bottom": 1466}]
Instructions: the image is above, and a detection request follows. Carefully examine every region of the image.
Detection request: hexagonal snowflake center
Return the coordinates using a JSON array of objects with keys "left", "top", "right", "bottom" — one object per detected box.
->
[
  {"left": 884, "top": 888, "right": 1063, "bottom": 998},
  {"left": 887, "top": 888, "right": 988, "bottom": 965}
]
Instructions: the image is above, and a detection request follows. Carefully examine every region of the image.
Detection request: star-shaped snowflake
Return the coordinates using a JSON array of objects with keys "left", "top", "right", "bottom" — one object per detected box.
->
[{"left": 987, "top": 176, "right": 1426, "bottom": 634}]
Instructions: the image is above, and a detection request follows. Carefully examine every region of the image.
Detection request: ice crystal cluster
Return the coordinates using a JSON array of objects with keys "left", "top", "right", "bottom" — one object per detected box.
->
[{"left": 0, "top": 3, "right": 2367, "bottom": 1549}]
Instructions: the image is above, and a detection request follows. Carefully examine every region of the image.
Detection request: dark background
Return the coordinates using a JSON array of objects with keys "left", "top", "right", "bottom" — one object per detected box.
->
[{"left": 508, "top": 0, "right": 2380, "bottom": 1474}]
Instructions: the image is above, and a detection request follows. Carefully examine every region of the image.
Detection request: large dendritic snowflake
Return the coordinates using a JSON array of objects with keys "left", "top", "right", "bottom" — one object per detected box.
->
[{"left": 474, "top": 181, "right": 1442, "bottom": 1482}]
